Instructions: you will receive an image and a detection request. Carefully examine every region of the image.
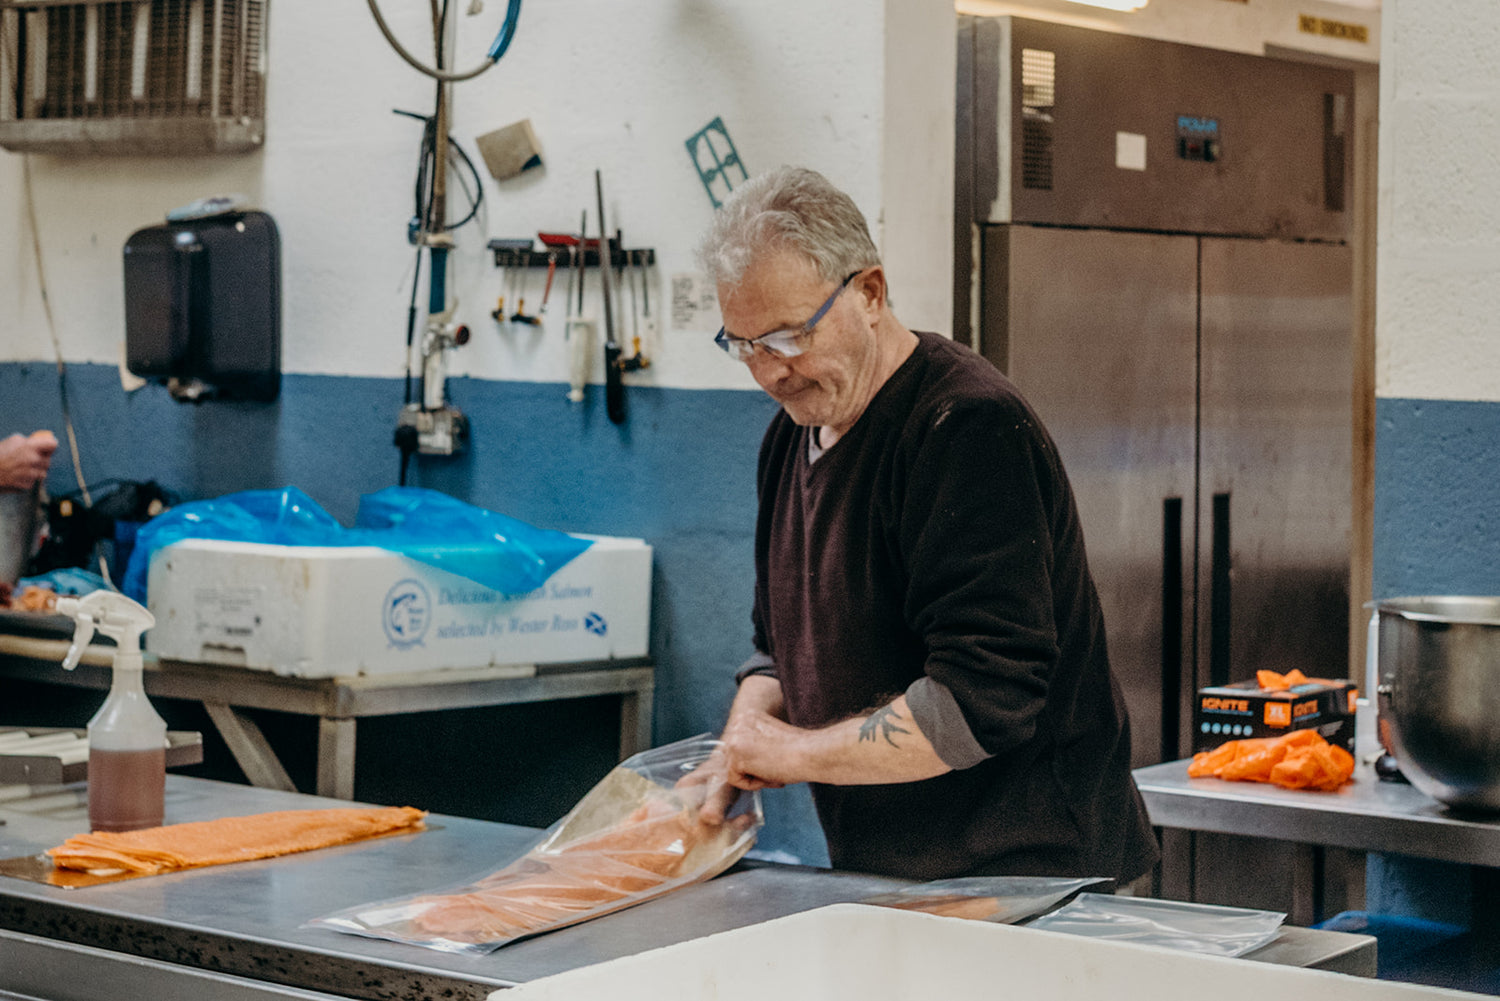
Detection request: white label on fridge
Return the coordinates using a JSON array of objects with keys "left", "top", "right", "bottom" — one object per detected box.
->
[{"left": 1116, "top": 132, "right": 1147, "bottom": 171}]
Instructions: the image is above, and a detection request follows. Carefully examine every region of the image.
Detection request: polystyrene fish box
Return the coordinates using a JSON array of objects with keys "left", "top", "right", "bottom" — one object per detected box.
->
[
  {"left": 144, "top": 536, "right": 651, "bottom": 677},
  {"left": 496, "top": 904, "right": 1480, "bottom": 1001}
]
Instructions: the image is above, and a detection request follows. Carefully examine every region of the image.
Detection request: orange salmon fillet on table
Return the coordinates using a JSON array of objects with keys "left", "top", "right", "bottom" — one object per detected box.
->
[
  {"left": 409, "top": 796, "right": 717, "bottom": 943},
  {"left": 48, "top": 806, "right": 427, "bottom": 875}
]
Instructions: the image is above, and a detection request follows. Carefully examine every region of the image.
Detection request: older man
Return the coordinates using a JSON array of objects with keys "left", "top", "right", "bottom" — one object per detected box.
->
[{"left": 692, "top": 166, "right": 1158, "bottom": 884}]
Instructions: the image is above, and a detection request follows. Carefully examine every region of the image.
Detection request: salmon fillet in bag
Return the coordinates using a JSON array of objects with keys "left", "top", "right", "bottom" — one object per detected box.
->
[{"left": 307, "top": 734, "right": 763, "bottom": 955}]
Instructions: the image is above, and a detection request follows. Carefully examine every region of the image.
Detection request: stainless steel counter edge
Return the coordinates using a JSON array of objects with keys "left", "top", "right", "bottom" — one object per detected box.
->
[
  {"left": 1, "top": 927, "right": 355, "bottom": 1001},
  {"left": 2, "top": 777, "right": 1380, "bottom": 1000},
  {"left": 1133, "top": 759, "right": 1500, "bottom": 868},
  {"left": 0, "top": 778, "right": 909, "bottom": 1000}
]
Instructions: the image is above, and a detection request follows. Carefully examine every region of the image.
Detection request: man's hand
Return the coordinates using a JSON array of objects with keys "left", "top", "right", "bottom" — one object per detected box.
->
[
  {"left": 681, "top": 674, "right": 788, "bottom": 826},
  {"left": 0, "top": 430, "right": 57, "bottom": 492},
  {"left": 676, "top": 743, "right": 776, "bottom": 828}
]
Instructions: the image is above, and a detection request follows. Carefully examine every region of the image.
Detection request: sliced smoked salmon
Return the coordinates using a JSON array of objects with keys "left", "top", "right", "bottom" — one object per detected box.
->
[
  {"left": 48, "top": 806, "right": 426, "bottom": 875},
  {"left": 408, "top": 797, "right": 713, "bottom": 943},
  {"left": 311, "top": 734, "right": 765, "bottom": 954}
]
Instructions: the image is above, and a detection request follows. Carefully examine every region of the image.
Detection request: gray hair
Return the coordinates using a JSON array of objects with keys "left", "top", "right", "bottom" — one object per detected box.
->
[{"left": 696, "top": 166, "right": 882, "bottom": 290}]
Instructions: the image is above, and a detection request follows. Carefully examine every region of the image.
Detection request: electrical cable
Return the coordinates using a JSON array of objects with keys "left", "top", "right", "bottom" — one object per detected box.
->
[
  {"left": 403, "top": 245, "right": 424, "bottom": 405},
  {"left": 21, "top": 154, "right": 109, "bottom": 584},
  {"left": 366, "top": 0, "right": 521, "bottom": 82},
  {"left": 394, "top": 108, "right": 485, "bottom": 233},
  {"left": 380, "top": 0, "right": 512, "bottom": 481}
]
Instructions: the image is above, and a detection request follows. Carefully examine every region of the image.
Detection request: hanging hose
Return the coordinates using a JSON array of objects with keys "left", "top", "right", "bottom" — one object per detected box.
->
[{"left": 366, "top": 0, "right": 522, "bottom": 81}]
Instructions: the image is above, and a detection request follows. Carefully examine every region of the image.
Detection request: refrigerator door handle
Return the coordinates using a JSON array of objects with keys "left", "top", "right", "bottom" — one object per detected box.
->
[
  {"left": 1210, "top": 492, "right": 1232, "bottom": 688},
  {"left": 1161, "top": 496, "right": 1185, "bottom": 762}
]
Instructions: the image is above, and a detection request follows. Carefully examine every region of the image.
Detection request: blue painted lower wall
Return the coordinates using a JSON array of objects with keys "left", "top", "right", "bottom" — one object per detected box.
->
[
  {"left": 1369, "top": 396, "right": 1500, "bottom": 926},
  {"left": 1373, "top": 397, "right": 1500, "bottom": 601},
  {"left": 0, "top": 361, "right": 828, "bottom": 864}
]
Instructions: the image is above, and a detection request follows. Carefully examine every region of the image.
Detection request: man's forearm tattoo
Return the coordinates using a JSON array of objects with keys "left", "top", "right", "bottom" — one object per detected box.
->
[{"left": 858, "top": 705, "right": 911, "bottom": 748}]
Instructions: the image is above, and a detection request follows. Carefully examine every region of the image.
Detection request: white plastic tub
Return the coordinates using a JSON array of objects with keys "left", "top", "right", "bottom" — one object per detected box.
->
[
  {"left": 145, "top": 535, "right": 651, "bottom": 677},
  {"left": 494, "top": 904, "right": 1484, "bottom": 1001}
]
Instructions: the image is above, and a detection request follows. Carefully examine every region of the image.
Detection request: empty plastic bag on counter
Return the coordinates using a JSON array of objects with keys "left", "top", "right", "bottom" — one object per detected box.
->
[
  {"left": 1025, "top": 893, "right": 1285, "bottom": 957},
  {"left": 121, "top": 486, "right": 591, "bottom": 602},
  {"left": 308, "top": 734, "right": 763, "bottom": 955},
  {"left": 860, "top": 876, "right": 1110, "bottom": 924}
]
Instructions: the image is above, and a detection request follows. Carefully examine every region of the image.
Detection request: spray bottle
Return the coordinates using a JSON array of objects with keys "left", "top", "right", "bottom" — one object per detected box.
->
[{"left": 56, "top": 590, "right": 166, "bottom": 832}]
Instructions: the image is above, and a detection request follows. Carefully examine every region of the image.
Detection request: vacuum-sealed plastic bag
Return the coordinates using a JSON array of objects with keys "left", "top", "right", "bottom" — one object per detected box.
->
[
  {"left": 1025, "top": 893, "right": 1285, "bottom": 957},
  {"left": 308, "top": 735, "right": 762, "bottom": 955},
  {"left": 860, "top": 876, "right": 1110, "bottom": 924},
  {"left": 122, "top": 486, "right": 591, "bottom": 602}
]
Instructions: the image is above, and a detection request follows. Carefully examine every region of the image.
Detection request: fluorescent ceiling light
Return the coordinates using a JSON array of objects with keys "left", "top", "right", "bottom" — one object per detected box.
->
[{"left": 1061, "top": 0, "right": 1150, "bottom": 11}]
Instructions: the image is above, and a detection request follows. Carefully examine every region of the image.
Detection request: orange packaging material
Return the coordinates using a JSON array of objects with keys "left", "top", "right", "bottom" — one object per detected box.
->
[
  {"left": 1255, "top": 668, "right": 1311, "bottom": 691},
  {"left": 48, "top": 806, "right": 426, "bottom": 875},
  {"left": 1188, "top": 729, "right": 1354, "bottom": 792}
]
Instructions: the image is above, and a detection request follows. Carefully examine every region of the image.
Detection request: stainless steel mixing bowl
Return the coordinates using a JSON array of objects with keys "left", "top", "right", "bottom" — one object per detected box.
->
[{"left": 1375, "top": 595, "right": 1500, "bottom": 812}]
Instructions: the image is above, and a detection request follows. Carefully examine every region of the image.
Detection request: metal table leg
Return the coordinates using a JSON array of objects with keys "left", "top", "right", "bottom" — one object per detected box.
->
[
  {"left": 617, "top": 685, "right": 654, "bottom": 761},
  {"left": 201, "top": 701, "right": 296, "bottom": 792},
  {"left": 316, "top": 718, "right": 357, "bottom": 801}
]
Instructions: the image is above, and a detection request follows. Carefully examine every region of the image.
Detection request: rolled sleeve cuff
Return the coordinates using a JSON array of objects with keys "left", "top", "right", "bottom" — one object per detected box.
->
[
  {"left": 906, "top": 676, "right": 993, "bottom": 770},
  {"left": 734, "top": 651, "right": 778, "bottom": 685}
]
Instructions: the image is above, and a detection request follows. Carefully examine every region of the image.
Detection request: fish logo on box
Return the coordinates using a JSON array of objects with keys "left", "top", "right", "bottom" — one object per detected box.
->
[{"left": 384, "top": 579, "right": 432, "bottom": 648}]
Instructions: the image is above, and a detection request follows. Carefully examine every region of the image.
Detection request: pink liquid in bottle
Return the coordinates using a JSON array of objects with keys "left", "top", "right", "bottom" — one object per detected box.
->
[{"left": 88, "top": 746, "right": 165, "bottom": 832}]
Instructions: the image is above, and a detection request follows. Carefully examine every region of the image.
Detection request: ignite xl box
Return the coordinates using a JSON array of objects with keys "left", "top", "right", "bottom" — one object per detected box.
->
[{"left": 1194, "top": 678, "right": 1357, "bottom": 753}]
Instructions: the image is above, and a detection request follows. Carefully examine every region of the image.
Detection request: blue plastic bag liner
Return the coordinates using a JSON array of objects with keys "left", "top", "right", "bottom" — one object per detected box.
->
[
  {"left": 17, "top": 567, "right": 116, "bottom": 597},
  {"left": 351, "top": 487, "right": 592, "bottom": 598},
  {"left": 121, "top": 486, "right": 593, "bottom": 602}
]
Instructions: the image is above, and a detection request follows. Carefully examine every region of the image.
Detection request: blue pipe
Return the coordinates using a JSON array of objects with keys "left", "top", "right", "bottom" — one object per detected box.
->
[{"left": 486, "top": 0, "right": 523, "bottom": 62}]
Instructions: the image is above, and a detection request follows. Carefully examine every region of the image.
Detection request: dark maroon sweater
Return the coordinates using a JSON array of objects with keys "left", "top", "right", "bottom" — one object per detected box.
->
[{"left": 748, "top": 332, "right": 1158, "bottom": 882}]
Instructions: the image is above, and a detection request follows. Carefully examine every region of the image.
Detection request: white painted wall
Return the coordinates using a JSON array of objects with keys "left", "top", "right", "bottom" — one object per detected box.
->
[
  {"left": 1376, "top": 0, "right": 1500, "bottom": 404},
  {"left": 0, "top": 1, "right": 955, "bottom": 391}
]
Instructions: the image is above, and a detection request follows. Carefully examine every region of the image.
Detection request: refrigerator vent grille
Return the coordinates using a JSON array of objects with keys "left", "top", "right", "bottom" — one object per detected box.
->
[
  {"left": 1020, "top": 47, "right": 1055, "bottom": 190},
  {"left": 0, "top": 0, "right": 266, "bottom": 154}
]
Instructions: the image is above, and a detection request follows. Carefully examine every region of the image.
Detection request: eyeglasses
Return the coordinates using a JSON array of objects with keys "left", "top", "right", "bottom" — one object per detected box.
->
[{"left": 715, "top": 271, "right": 862, "bottom": 362}]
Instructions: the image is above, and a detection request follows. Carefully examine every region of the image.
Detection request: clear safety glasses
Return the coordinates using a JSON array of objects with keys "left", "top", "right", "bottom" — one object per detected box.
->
[{"left": 715, "top": 270, "right": 862, "bottom": 362}]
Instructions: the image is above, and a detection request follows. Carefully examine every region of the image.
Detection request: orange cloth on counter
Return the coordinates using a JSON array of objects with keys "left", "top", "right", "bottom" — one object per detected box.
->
[
  {"left": 1188, "top": 729, "right": 1354, "bottom": 791},
  {"left": 48, "top": 806, "right": 426, "bottom": 875}
]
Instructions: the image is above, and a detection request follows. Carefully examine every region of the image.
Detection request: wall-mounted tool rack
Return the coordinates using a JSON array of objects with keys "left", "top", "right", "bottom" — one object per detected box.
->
[{"left": 487, "top": 239, "right": 656, "bottom": 270}]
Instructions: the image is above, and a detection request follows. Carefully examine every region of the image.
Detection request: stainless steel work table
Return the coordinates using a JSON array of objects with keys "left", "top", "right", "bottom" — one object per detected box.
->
[
  {"left": 1134, "top": 758, "right": 1500, "bottom": 868},
  {"left": 0, "top": 630, "right": 654, "bottom": 800},
  {"left": 0, "top": 777, "right": 1375, "bottom": 1000}
]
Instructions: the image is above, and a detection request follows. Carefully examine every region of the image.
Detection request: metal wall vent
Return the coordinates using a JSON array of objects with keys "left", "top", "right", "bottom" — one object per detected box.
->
[
  {"left": 1020, "top": 47, "right": 1054, "bottom": 191},
  {"left": 0, "top": 0, "right": 266, "bottom": 155}
]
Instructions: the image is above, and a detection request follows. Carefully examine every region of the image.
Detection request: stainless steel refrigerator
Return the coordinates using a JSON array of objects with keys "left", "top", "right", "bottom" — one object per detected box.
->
[{"left": 957, "top": 17, "right": 1355, "bottom": 913}]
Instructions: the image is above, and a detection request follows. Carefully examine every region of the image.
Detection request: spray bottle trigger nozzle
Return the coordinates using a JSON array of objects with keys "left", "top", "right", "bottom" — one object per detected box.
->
[{"left": 61, "top": 610, "right": 96, "bottom": 672}]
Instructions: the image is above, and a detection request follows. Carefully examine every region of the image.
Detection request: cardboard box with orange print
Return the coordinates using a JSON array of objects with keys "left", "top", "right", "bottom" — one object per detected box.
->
[{"left": 1193, "top": 675, "right": 1357, "bottom": 754}]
